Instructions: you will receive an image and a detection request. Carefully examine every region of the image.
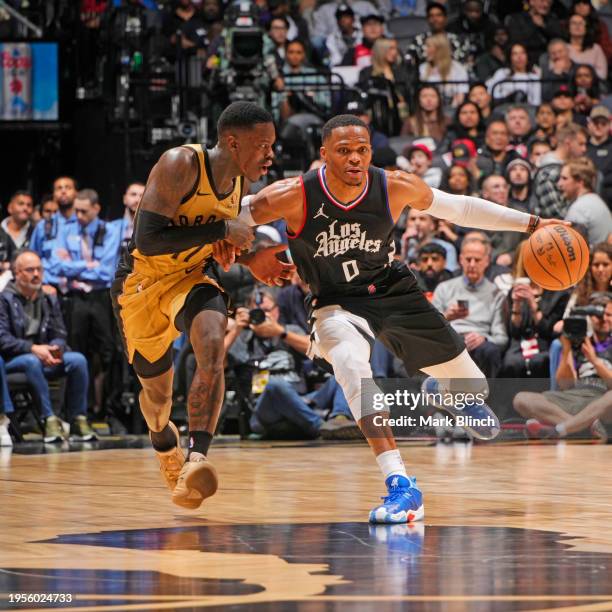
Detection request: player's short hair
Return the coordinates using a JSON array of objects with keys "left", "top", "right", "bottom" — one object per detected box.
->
[
  {"left": 321, "top": 114, "right": 368, "bottom": 142},
  {"left": 76, "top": 188, "right": 99, "bottom": 206},
  {"left": 217, "top": 102, "right": 273, "bottom": 135}
]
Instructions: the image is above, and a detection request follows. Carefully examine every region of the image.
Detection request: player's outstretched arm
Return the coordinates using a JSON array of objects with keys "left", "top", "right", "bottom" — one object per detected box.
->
[
  {"left": 134, "top": 147, "right": 253, "bottom": 256},
  {"left": 385, "top": 170, "right": 565, "bottom": 234}
]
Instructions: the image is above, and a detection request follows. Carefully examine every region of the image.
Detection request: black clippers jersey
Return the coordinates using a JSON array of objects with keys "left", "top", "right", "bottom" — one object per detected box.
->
[{"left": 288, "top": 165, "right": 395, "bottom": 300}]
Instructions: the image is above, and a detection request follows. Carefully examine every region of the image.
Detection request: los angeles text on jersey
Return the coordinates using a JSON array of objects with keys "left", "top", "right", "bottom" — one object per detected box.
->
[{"left": 315, "top": 220, "right": 382, "bottom": 258}]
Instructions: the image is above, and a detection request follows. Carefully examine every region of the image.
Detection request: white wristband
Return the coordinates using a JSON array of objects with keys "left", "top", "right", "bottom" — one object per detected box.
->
[
  {"left": 238, "top": 195, "right": 257, "bottom": 227},
  {"left": 427, "top": 189, "right": 532, "bottom": 233}
]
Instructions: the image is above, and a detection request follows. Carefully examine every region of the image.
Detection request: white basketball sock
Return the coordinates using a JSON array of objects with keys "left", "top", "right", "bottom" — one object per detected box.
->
[{"left": 376, "top": 449, "right": 408, "bottom": 481}]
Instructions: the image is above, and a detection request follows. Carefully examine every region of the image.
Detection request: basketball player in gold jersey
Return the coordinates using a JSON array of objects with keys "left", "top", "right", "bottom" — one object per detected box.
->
[{"left": 111, "top": 102, "right": 295, "bottom": 509}]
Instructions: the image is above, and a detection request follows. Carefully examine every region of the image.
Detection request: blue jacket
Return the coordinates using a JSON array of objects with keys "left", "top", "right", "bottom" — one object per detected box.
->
[
  {"left": 52, "top": 217, "right": 121, "bottom": 290},
  {"left": 30, "top": 213, "right": 78, "bottom": 286},
  {"left": 0, "top": 284, "right": 67, "bottom": 360}
]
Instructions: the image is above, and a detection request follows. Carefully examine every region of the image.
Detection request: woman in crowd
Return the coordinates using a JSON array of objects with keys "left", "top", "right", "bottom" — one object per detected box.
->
[
  {"left": 447, "top": 100, "right": 485, "bottom": 149},
  {"left": 440, "top": 163, "right": 476, "bottom": 196},
  {"left": 571, "top": 63, "right": 601, "bottom": 117},
  {"left": 468, "top": 82, "right": 493, "bottom": 121},
  {"left": 499, "top": 242, "right": 569, "bottom": 379},
  {"left": 568, "top": 12, "right": 608, "bottom": 80},
  {"left": 358, "top": 38, "right": 411, "bottom": 135},
  {"left": 401, "top": 85, "right": 450, "bottom": 144},
  {"left": 532, "top": 103, "right": 557, "bottom": 142},
  {"left": 487, "top": 42, "right": 542, "bottom": 106},
  {"left": 570, "top": 0, "right": 612, "bottom": 63},
  {"left": 418, "top": 33, "right": 469, "bottom": 107}
]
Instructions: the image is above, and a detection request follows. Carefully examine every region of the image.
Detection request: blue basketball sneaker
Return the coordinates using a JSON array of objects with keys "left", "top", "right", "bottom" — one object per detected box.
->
[
  {"left": 421, "top": 377, "right": 500, "bottom": 440},
  {"left": 369, "top": 475, "right": 424, "bottom": 524}
]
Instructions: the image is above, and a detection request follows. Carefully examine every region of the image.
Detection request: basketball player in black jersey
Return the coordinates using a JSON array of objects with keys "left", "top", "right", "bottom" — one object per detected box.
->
[{"left": 214, "top": 114, "right": 564, "bottom": 523}]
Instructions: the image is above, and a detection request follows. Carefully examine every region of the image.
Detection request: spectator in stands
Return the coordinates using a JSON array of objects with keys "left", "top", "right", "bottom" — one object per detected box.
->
[
  {"left": 529, "top": 138, "right": 552, "bottom": 168},
  {"left": 559, "top": 158, "right": 612, "bottom": 245},
  {"left": 162, "top": 0, "right": 209, "bottom": 60},
  {"left": 447, "top": 0, "right": 497, "bottom": 62},
  {"left": 351, "top": 13, "right": 385, "bottom": 68},
  {"left": 112, "top": 182, "right": 145, "bottom": 254},
  {"left": 468, "top": 82, "right": 493, "bottom": 121},
  {"left": 586, "top": 105, "right": 612, "bottom": 207},
  {"left": 481, "top": 174, "right": 527, "bottom": 265},
  {"left": 276, "top": 39, "right": 330, "bottom": 121},
  {"left": 505, "top": 105, "right": 534, "bottom": 155},
  {"left": 358, "top": 37, "right": 411, "bottom": 131},
  {"left": 541, "top": 39, "right": 576, "bottom": 103},
  {"left": 346, "top": 100, "right": 390, "bottom": 151},
  {"left": 277, "top": 272, "right": 308, "bottom": 332},
  {"left": 264, "top": 16, "right": 290, "bottom": 73},
  {"left": 551, "top": 86, "right": 586, "bottom": 129},
  {"left": 401, "top": 85, "right": 449, "bottom": 143},
  {"left": 39, "top": 195, "right": 58, "bottom": 222},
  {"left": 406, "top": 2, "right": 471, "bottom": 65},
  {"left": 474, "top": 25, "right": 509, "bottom": 83},
  {"left": 532, "top": 122, "right": 588, "bottom": 217},
  {"left": 571, "top": 0, "right": 612, "bottom": 63},
  {"left": 571, "top": 64, "right": 601, "bottom": 119},
  {"left": 432, "top": 236, "right": 508, "bottom": 378},
  {"left": 506, "top": 157, "right": 533, "bottom": 209},
  {"left": 0, "top": 358, "right": 13, "bottom": 446},
  {"left": 267, "top": 0, "right": 310, "bottom": 43},
  {"left": 500, "top": 242, "right": 569, "bottom": 378},
  {"left": 533, "top": 102, "right": 557, "bottom": 142},
  {"left": 448, "top": 101, "right": 485, "bottom": 149},
  {"left": 402, "top": 208, "right": 458, "bottom": 271},
  {"left": 311, "top": 0, "right": 378, "bottom": 44},
  {"left": 568, "top": 12, "right": 608, "bottom": 80},
  {"left": 200, "top": 0, "right": 224, "bottom": 40},
  {"left": 326, "top": 4, "right": 361, "bottom": 66},
  {"left": 53, "top": 188, "right": 120, "bottom": 415},
  {"left": 506, "top": 0, "right": 565, "bottom": 66},
  {"left": 440, "top": 163, "right": 476, "bottom": 196},
  {"left": 477, "top": 119, "right": 520, "bottom": 176},
  {"left": 29, "top": 176, "right": 78, "bottom": 287},
  {"left": 514, "top": 293, "right": 612, "bottom": 442},
  {"left": 401, "top": 143, "right": 442, "bottom": 188},
  {"left": 0, "top": 250, "right": 95, "bottom": 443},
  {"left": 487, "top": 43, "right": 542, "bottom": 106},
  {"left": 419, "top": 33, "right": 469, "bottom": 107},
  {"left": 412, "top": 242, "right": 453, "bottom": 299},
  {"left": 0, "top": 191, "right": 34, "bottom": 266}
]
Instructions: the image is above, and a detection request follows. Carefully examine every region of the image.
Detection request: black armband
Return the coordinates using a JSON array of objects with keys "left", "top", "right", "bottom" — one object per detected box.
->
[{"left": 134, "top": 209, "right": 228, "bottom": 256}]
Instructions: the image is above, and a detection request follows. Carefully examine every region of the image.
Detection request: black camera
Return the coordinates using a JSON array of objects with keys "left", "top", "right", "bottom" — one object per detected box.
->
[
  {"left": 248, "top": 308, "right": 266, "bottom": 325},
  {"left": 563, "top": 305, "right": 605, "bottom": 347}
]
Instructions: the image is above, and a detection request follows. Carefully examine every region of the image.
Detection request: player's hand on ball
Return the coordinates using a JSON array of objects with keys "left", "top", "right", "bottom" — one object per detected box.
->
[
  {"left": 247, "top": 244, "right": 296, "bottom": 287},
  {"left": 535, "top": 218, "right": 571, "bottom": 230},
  {"left": 225, "top": 219, "right": 255, "bottom": 249}
]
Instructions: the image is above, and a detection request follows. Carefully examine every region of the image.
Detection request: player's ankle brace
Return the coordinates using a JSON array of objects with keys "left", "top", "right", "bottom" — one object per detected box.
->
[
  {"left": 376, "top": 449, "right": 408, "bottom": 481},
  {"left": 150, "top": 424, "right": 177, "bottom": 452},
  {"left": 188, "top": 431, "right": 213, "bottom": 458}
]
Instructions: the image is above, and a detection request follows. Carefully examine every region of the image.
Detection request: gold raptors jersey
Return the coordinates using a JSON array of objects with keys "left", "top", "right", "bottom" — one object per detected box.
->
[{"left": 131, "top": 144, "right": 243, "bottom": 277}]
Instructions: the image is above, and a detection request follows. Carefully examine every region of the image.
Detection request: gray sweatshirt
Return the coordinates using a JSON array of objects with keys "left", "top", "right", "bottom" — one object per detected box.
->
[
  {"left": 565, "top": 192, "right": 612, "bottom": 246},
  {"left": 432, "top": 275, "right": 508, "bottom": 347}
]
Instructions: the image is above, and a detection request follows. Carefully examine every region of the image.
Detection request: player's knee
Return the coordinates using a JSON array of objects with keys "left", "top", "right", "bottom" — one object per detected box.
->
[{"left": 328, "top": 344, "right": 371, "bottom": 401}]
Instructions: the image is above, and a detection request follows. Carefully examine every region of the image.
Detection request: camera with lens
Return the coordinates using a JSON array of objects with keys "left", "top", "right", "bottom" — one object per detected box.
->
[
  {"left": 562, "top": 305, "right": 605, "bottom": 348},
  {"left": 248, "top": 308, "right": 267, "bottom": 325}
]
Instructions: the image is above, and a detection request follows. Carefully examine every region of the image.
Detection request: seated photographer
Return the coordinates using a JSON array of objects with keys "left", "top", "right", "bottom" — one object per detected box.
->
[
  {"left": 513, "top": 294, "right": 612, "bottom": 442},
  {"left": 500, "top": 243, "right": 569, "bottom": 379},
  {"left": 0, "top": 251, "right": 95, "bottom": 443},
  {"left": 227, "top": 290, "right": 357, "bottom": 439}
]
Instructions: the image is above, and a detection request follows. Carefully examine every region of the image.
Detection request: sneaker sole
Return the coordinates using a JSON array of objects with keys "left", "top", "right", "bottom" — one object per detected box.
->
[
  {"left": 43, "top": 435, "right": 64, "bottom": 443},
  {"left": 172, "top": 461, "right": 219, "bottom": 510},
  {"left": 369, "top": 504, "right": 425, "bottom": 524}
]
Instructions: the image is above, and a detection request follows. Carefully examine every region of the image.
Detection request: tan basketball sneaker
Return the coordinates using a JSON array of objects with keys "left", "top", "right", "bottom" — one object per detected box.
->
[
  {"left": 152, "top": 421, "right": 186, "bottom": 492},
  {"left": 172, "top": 455, "right": 218, "bottom": 510}
]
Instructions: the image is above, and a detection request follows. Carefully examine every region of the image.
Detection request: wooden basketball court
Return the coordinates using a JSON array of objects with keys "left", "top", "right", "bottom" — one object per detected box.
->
[{"left": 2, "top": 441, "right": 612, "bottom": 611}]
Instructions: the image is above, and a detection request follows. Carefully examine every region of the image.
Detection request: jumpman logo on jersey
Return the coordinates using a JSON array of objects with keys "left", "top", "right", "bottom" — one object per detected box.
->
[{"left": 314, "top": 203, "right": 329, "bottom": 220}]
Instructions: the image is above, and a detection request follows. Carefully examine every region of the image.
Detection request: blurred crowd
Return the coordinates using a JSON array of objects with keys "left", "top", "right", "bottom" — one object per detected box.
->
[{"left": 1, "top": 0, "right": 612, "bottom": 447}]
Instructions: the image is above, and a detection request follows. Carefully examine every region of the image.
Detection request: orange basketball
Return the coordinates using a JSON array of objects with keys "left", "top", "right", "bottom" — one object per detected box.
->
[{"left": 522, "top": 224, "right": 589, "bottom": 291}]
